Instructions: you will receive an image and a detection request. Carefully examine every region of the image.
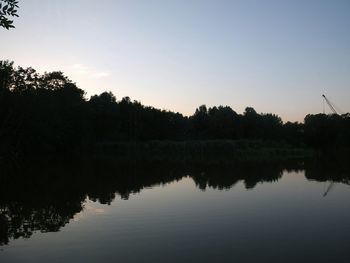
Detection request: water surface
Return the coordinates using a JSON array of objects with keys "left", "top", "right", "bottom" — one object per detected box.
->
[{"left": 1, "top": 159, "right": 350, "bottom": 262}]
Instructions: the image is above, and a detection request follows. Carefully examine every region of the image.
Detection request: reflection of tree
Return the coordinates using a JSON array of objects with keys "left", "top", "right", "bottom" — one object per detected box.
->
[
  {"left": 0, "top": 202, "right": 82, "bottom": 245},
  {"left": 0, "top": 159, "right": 86, "bottom": 245},
  {"left": 304, "top": 155, "right": 350, "bottom": 185},
  {"left": 0, "top": 158, "right": 185, "bottom": 245},
  {"left": 190, "top": 161, "right": 303, "bottom": 190},
  {"left": 1, "top": 157, "right": 349, "bottom": 245}
]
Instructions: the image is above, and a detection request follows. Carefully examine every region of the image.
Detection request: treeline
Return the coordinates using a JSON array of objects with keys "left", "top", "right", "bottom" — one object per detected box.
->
[{"left": 1, "top": 61, "right": 349, "bottom": 156}]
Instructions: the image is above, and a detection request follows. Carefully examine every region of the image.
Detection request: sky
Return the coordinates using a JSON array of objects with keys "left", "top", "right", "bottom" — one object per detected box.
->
[{"left": 1, "top": 0, "right": 350, "bottom": 122}]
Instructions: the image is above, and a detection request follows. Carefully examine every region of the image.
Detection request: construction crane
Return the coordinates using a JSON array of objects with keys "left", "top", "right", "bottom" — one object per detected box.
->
[
  {"left": 322, "top": 94, "right": 338, "bottom": 115},
  {"left": 321, "top": 94, "right": 340, "bottom": 197}
]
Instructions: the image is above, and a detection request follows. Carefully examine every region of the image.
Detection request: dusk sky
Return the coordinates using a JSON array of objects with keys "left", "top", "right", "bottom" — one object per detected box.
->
[{"left": 1, "top": 0, "right": 349, "bottom": 122}]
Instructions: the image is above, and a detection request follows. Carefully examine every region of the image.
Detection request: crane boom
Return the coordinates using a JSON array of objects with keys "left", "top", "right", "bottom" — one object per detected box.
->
[
  {"left": 323, "top": 182, "right": 335, "bottom": 197},
  {"left": 322, "top": 94, "right": 338, "bottom": 115}
]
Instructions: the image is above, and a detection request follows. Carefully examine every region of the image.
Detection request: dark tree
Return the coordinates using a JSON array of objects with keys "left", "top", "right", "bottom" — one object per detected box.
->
[
  {"left": 304, "top": 113, "right": 350, "bottom": 149},
  {"left": 1, "top": 60, "right": 350, "bottom": 159},
  {"left": 0, "top": 0, "right": 19, "bottom": 29}
]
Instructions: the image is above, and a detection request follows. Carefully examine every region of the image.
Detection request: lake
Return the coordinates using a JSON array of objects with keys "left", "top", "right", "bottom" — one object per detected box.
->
[{"left": 1, "top": 158, "right": 350, "bottom": 262}]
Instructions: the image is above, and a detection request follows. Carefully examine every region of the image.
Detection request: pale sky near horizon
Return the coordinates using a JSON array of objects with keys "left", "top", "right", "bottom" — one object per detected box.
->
[{"left": 1, "top": 0, "right": 350, "bottom": 122}]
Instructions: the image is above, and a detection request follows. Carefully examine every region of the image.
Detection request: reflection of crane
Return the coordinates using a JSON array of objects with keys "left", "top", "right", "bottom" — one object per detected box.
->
[
  {"left": 322, "top": 94, "right": 339, "bottom": 115},
  {"left": 323, "top": 181, "right": 335, "bottom": 197}
]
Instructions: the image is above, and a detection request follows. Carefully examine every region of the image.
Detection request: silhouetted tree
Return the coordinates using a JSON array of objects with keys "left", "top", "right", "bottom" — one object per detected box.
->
[
  {"left": 0, "top": 61, "right": 86, "bottom": 156},
  {"left": 207, "top": 106, "right": 238, "bottom": 139},
  {"left": 304, "top": 113, "right": 350, "bottom": 149},
  {"left": 1, "top": 60, "right": 350, "bottom": 159},
  {"left": 0, "top": 0, "right": 19, "bottom": 29},
  {"left": 282, "top": 121, "right": 304, "bottom": 145}
]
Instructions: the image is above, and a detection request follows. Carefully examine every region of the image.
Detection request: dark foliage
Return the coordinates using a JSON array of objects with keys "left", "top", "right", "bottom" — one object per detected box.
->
[
  {"left": 0, "top": 61, "right": 349, "bottom": 158},
  {"left": 0, "top": 0, "right": 19, "bottom": 29},
  {"left": 304, "top": 113, "right": 350, "bottom": 149}
]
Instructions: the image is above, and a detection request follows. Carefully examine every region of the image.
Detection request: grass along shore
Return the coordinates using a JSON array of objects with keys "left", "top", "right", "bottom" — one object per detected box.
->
[{"left": 92, "top": 140, "right": 313, "bottom": 162}]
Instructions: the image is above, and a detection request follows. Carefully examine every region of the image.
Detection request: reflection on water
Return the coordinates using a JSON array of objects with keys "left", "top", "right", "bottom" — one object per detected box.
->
[{"left": 1, "top": 157, "right": 350, "bottom": 262}]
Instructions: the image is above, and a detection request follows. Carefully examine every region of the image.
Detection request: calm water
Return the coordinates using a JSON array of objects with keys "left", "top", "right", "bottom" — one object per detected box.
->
[{"left": 1, "top": 159, "right": 350, "bottom": 262}]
